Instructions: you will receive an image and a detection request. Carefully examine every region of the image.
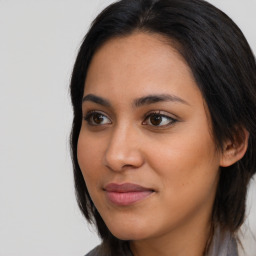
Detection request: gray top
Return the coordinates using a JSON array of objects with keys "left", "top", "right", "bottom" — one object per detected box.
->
[
  {"left": 207, "top": 228, "right": 238, "bottom": 256},
  {"left": 85, "top": 230, "right": 238, "bottom": 256},
  {"left": 85, "top": 246, "right": 103, "bottom": 256}
]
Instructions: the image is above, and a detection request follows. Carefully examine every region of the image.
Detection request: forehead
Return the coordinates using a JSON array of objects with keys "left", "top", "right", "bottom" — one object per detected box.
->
[{"left": 84, "top": 32, "right": 201, "bottom": 106}]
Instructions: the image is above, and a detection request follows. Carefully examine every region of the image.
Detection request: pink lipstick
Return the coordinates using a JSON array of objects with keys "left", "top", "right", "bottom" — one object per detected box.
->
[{"left": 104, "top": 183, "right": 154, "bottom": 206}]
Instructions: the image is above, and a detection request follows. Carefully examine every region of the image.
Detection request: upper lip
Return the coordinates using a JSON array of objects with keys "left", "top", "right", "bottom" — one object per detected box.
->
[{"left": 104, "top": 183, "right": 154, "bottom": 193}]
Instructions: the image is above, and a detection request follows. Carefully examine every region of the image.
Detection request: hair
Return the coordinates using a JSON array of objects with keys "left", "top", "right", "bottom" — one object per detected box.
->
[{"left": 70, "top": 0, "right": 256, "bottom": 254}]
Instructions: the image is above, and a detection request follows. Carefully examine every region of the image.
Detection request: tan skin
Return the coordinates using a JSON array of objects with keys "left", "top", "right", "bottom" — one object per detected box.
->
[{"left": 77, "top": 33, "right": 248, "bottom": 256}]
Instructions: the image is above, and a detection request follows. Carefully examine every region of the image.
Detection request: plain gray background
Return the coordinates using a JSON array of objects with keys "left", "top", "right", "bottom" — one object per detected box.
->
[{"left": 0, "top": 0, "right": 255, "bottom": 255}]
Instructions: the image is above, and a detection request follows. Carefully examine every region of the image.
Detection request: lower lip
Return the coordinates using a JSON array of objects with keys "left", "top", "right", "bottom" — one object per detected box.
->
[{"left": 105, "top": 191, "right": 153, "bottom": 206}]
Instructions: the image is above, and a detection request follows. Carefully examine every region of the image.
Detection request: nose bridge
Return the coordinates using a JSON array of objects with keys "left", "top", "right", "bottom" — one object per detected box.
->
[{"left": 104, "top": 121, "right": 144, "bottom": 171}]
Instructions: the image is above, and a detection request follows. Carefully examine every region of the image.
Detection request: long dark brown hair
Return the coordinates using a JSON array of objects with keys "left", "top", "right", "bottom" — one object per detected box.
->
[{"left": 69, "top": 0, "right": 256, "bottom": 254}]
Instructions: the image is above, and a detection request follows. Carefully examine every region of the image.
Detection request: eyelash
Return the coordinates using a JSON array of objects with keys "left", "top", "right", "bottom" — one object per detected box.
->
[{"left": 83, "top": 110, "right": 177, "bottom": 127}]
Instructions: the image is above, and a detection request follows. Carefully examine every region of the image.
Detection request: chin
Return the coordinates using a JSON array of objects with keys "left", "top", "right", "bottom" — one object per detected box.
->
[
  {"left": 107, "top": 222, "right": 149, "bottom": 241},
  {"left": 111, "top": 230, "right": 147, "bottom": 241}
]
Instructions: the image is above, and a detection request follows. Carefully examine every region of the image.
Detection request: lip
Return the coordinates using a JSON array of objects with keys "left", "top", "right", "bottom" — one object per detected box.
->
[{"left": 104, "top": 183, "right": 154, "bottom": 206}]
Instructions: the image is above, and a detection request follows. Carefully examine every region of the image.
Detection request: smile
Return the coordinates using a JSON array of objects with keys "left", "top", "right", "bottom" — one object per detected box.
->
[{"left": 104, "top": 183, "right": 155, "bottom": 206}]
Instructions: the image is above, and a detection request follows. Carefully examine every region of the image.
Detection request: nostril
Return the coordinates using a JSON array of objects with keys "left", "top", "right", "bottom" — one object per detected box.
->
[{"left": 123, "top": 164, "right": 136, "bottom": 169}]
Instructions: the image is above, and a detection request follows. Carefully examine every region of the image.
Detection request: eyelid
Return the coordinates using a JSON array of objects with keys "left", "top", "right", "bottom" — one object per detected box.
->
[{"left": 143, "top": 110, "right": 178, "bottom": 120}]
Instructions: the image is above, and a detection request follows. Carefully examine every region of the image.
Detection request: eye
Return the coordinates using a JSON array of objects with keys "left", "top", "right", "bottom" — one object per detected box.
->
[
  {"left": 84, "top": 111, "right": 111, "bottom": 126},
  {"left": 143, "top": 112, "right": 177, "bottom": 127}
]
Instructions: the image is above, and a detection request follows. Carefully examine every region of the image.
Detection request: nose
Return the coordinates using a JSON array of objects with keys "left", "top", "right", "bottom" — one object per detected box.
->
[{"left": 103, "top": 124, "right": 145, "bottom": 172}]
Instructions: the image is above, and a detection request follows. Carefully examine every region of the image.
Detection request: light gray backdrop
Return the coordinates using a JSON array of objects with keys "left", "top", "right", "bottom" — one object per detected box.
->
[{"left": 0, "top": 0, "right": 255, "bottom": 255}]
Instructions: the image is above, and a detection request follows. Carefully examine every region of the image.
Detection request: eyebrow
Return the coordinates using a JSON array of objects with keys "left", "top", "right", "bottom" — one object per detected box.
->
[
  {"left": 82, "top": 93, "right": 189, "bottom": 107},
  {"left": 82, "top": 94, "right": 111, "bottom": 107},
  {"left": 133, "top": 94, "right": 189, "bottom": 107}
]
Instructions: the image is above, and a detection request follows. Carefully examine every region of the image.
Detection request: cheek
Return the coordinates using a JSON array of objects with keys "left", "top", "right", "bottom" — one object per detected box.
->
[
  {"left": 145, "top": 129, "right": 220, "bottom": 198},
  {"left": 77, "top": 133, "right": 108, "bottom": 210},
  {"left": 144, "top": 135, "right": 220, "bottom": 229},
  {"left": 77, "top": 132, "right": 104, "bottom": 185}
]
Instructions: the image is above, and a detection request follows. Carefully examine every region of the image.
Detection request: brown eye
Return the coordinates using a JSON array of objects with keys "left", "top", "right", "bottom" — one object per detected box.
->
[
  {"left": 150, "top": 114, "right": 162, "bottom": 126},
  {"left": 84, "top": 111, "right": 111, "bottom": 126},
  {"left": 93, "top": 113, "right": 105, "bottom": 124},
  {"left": 143, "top": 112, "right": 177, "bottom": 127}
]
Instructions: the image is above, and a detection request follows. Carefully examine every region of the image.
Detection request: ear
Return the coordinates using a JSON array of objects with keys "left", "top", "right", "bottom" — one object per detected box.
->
[{"left": 220, "top": 127, "right": 249, "bottom": 167}]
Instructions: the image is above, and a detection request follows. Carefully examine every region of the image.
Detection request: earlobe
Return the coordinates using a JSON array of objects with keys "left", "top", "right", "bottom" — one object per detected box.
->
[{"left": 220, "top": 128, "right": 249, "bottom": 167}]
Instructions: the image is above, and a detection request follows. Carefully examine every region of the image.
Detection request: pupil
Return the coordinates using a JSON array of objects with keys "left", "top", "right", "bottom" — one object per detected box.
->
[
  {"left": 151, "top": 115, "right": 162, "bottom": 126},
  {"left": 93, "top": 114, "right": 104, "bottom": 124}
]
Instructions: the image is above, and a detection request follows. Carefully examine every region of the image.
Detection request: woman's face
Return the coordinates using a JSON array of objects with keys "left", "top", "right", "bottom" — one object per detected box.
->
[{"left": 77, "top": 33, "right": 221, "bottom": 242}]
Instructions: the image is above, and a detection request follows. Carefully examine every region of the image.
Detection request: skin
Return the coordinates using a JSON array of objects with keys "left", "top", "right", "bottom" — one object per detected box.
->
[{"left": 77, "top": 32, "right": 246, "bottom": 256}]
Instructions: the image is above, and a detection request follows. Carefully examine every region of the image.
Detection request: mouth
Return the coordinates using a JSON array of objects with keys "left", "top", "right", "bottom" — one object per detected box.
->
[{"left": 103, "top": 183, "right": 155, "bottom": 206}]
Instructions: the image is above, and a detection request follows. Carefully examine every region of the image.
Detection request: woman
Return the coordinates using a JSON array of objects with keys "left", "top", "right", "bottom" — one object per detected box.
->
[{"left": 70, "top": 0, "right": 256, "bottom": 255}]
